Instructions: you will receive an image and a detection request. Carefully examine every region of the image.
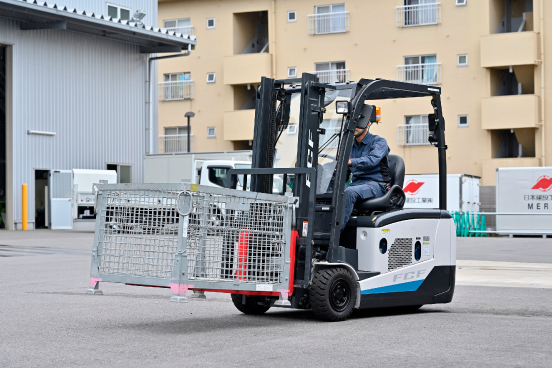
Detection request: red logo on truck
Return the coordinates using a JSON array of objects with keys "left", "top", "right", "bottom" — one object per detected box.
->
[
  {"left": 403, "top": 180, "right": 424, "bottom": 195},
  {"left": 532, "top": 176, "right": 552, "bottom": 192}
]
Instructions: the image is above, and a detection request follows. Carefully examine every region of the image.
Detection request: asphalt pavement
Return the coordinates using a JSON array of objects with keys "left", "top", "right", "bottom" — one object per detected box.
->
[{"left": 1, "top": 230, "right": 552, "bottom": 367}]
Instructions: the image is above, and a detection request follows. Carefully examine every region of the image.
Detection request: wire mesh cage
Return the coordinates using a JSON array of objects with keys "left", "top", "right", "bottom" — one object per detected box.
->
[{"left": 89, "top": 183, "right": 295, "bottom": 294}]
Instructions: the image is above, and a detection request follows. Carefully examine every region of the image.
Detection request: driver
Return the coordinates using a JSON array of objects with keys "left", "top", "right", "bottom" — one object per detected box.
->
[{"left": 341, "top": 122, "right": 390, "bottom": 232}]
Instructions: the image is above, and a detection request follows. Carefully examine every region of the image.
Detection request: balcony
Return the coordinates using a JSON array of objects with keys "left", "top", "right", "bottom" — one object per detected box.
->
[
  {"left": 481, "top": 95, "right": 539, "bottom": 130},
  {"left": 396, "top": 63, "right": 442, "bottom": 85},
  {"left": 224, "top": 110, "right": 255, "bottom": 141},
  {"left": 309, "top": 69, "right": 350, "bottom": 84},
  {"left": 159, "top": 81, "right": 194, "bottom": 101},
  {"left": 223, "top": 53, "right": 272, "bottom": 85},
  {"left": 307, "top": 11, "right": 350, "bottom": 35},
  {"left": 480, "top": 32, "right": 538, "bottom": 68},
  {"left": 158, "top": 134, "right": 195, "bottom": 153},
  {"left": 163, "top": 25, "right": 194, "bottom": 36},
  {"left": 396, "top": 3, "right": 441, "bottom": 28},
  {"left": 397, "top": 124, "right": 431, "bottom": 146}
]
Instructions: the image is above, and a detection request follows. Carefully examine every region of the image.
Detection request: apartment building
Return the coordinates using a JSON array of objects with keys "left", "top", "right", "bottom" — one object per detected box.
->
[{"left": 157, "top": 0, "right": 550, "bottom": 185}]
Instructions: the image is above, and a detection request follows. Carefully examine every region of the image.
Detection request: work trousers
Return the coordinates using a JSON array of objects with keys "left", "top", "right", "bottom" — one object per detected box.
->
[{"left": 341, "top": 180, "right": 386, "bottom": 232}]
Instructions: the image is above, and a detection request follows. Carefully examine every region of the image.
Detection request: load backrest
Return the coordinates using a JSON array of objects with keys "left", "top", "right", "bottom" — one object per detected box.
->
[{"left": 388, "top": 154, "right": 405, "bottom": 188}]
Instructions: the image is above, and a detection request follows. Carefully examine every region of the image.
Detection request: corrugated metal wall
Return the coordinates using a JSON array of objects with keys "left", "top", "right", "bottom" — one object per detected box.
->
[{"left": 0, "top": 2, "right": 158, "bottom": 224}]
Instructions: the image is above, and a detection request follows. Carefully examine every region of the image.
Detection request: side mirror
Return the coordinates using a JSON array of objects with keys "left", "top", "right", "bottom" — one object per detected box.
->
[{"left": 355, "top": 104, "right": 373, "bottom": 129}]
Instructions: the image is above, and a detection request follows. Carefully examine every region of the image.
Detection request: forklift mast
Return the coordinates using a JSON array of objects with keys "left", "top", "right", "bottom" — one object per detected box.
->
[{"left": 227, "top": 73, "right": 447, "bottom": 288}]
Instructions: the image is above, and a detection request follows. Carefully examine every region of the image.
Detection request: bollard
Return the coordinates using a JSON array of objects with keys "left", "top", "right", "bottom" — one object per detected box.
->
[{"left": 22, "top": 183, "right": 28, "bottom": 231}]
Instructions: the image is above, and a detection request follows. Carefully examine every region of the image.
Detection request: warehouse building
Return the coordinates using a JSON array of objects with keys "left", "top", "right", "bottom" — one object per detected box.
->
[{"left": 0, "top": 0, "right": 195, "bottom": 230}]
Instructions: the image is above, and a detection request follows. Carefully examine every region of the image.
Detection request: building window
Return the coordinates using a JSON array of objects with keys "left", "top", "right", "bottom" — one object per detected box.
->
[
  {"left": 287, "top": 124, "right": 298, "bottom": 135},
  {"left": 207, "top": 18, "right": 215, "bottom": 29},
  {"left": 308, "top": 4, "right": 349, "bottom": 35},
  {"left": 458, "top": 115, "right": 469, "bottom": 127},
  {"left": 160, "top": 73, "right": 193, "bottom": 100},
  {"left": 457, "top": 54, "right": 468, "bottom": 67},
  {"left": 397, "top": 55, "right": 441, "bottom": 85},
  {"left": 161, "top": 127, "right": 193, "bottom": 153},
  {"left": 207, "top": 127, "right": 216, "bottom": 138},
  {"left": 313, "top": 61, "right": 349, "bottom": 83},
  {"left": 288, "top": 11, "right": 297, "bottom": 22},
  {"left": 163, "top": 18, "right": 194, "bottom": 35},
  {"left": 288, "top": 67, "right": 297, "bottom": 78},
  {"left": 206, "top": 73, "right": 216, "bottom": 83},
  {"left": 396, "top": 0, "right": 441, "bottom": 28},
  {"left": 456, "top": 0, "right": 467, "bottom": 6},
  {"left": 398, "top": 115, "right": 430, "bottom": 146},
  {"left": 107, "top": 3, "right": 130, "bottom": 20}
]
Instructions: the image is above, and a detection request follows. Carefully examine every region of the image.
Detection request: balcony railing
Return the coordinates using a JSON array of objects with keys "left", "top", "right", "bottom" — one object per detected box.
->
[
  {"left": 310, "top": 69, "right": 350, "bottom": 84},
  {"left": 398, "top": 124, "right": 430, "bottom": 146},
  {"left": 396, "top": 63, "right": 441, "bottom": 85},
  {"left": 159, "top": 81, "right": 194, "bottom": 101},
  {"left": 307, "top": 11, "right": 350, "bottom": 35},
  {"left": 163, "top": 25, "right": 194, "bottom": 35},
  {"left": 158, "top": 134, "right": 195, "bottom": 153},
  {"left": 396, "top": 3, "right": 441, "bottom": 28}
]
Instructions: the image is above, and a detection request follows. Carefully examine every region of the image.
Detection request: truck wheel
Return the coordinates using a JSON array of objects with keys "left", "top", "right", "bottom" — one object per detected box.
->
[
  {"left": 231, "top": 294, "right": 270, "bottom": 315},
  {"left": 309, "top": 267, "right": 357, "bottom": 322}
]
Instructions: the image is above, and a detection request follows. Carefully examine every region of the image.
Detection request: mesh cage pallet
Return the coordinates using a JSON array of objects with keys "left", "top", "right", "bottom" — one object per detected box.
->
[{"left": 87, "top": 183, "right": 297, "bottom": 303}]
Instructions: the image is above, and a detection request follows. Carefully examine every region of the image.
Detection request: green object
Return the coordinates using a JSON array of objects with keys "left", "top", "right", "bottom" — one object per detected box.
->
[{"left": 450, "top": 211, "right": 488, "bottom": 237}]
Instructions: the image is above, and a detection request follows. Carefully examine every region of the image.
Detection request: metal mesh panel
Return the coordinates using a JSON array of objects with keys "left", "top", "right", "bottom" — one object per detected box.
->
[
  {"left": 97, "top": 189, "right": 180, "bottom": 278},
  {"left": 186, "top": 192, "right": 287, "bottom": 284},
  {"left": 388, "top": 238, "right": 413, "bottom": 271}
]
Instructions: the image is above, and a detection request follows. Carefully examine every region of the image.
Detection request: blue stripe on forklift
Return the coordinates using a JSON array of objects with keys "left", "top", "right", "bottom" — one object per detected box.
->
[{"left": 360, "top": 279, "right": 425, "bottom": 295}]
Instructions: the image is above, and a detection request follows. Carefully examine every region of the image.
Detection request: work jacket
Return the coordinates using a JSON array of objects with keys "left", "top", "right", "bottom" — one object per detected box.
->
[{"left": 349, "top": 132, "right": 391, "bottom": 184}]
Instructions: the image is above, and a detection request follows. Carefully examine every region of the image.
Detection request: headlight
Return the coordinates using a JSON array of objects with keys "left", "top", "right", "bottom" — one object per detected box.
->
[{"left": 335, "top": 100, "right": 350, "bottom": 114}]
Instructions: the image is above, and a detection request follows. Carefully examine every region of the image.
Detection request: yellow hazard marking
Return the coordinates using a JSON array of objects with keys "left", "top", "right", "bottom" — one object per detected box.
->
[
  {"left": 191, "top": 184, "right": 198, "bottom": 192},
  {"left": 372, "top": 217, "right": 377, "bottom": 221}
]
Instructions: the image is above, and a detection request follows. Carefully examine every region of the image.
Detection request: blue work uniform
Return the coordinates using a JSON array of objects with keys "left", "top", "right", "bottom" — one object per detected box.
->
[{"left": 341, "top": 132, "right": 391, "bottom": 232}]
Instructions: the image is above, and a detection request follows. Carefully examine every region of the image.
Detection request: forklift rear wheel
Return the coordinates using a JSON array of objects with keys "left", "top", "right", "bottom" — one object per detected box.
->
[
  {"left": 231, "top": 294, "right": 271, "bottom": 315},
  {"left": 309, "top": 267, "right": 357, "bottom": 322}
]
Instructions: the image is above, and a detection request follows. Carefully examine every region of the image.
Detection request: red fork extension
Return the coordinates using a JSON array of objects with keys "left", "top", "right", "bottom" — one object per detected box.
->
[{"left": 236, "top": 231, "right": 249, "bottom": 280}]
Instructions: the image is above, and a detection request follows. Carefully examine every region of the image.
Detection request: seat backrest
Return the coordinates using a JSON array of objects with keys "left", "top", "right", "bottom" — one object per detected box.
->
[{"left": 388, "top": 154, "right": 405, "bottom": 188}]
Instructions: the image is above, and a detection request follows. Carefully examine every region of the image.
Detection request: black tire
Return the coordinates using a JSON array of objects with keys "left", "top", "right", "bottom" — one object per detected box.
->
[
  {"left": 231, "top": 294, "right": 271, "bottom": 315},
  {"left": 309, "top": 267, "right": 357, "bottom": 322}
]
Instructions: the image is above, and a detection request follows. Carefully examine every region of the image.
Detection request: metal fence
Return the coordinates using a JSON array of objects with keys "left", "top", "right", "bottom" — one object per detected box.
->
[
  {"left": 158, "top": 134, "right": 195, "bottom": 154},
  {"left": 396, "top": 63, "right": 441, "bottom": 85},
  {"left": 396, "top": 3, "right": 441, "bottom": 28},
  {"left": 397, "top": 124, "right": 430, "bottom": 146},
  {"left": 311, "top": 69, "right": 350, "bottom": 84},
  {"left": 308, "top": 11, "right": 350, "bottom": 35},
  {"left": 164, "top": 25, "right": 194, "bottom": 36},
  {"left": 88, "top": 183, "right": 296, "bottom": 299},
  {"left": 159, "top": 81, "right": 194, "bottom": 101}
]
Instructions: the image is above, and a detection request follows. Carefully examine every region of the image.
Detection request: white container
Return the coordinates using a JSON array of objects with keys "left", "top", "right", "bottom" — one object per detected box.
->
[
  {"left": 72, "top": 169, "right": 117, "bottom": 222},
  {"left": 496, "top": 167, "right": 552, "bottom": 234},
  {"left": 403, "top": 174, "right": 480, "bottom": 212}
]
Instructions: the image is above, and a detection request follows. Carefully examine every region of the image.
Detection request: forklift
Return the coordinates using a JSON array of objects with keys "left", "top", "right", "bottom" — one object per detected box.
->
[{"left": 226, "top": 73, "right": 456, "bottom": 321}]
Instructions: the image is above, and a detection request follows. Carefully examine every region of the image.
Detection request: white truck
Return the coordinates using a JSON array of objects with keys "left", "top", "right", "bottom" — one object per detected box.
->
[
  {"left": 496, "top": 167, "right": 552, "bottom": 236},
  {"left": 403, "top": 174, "right": 480, "bottom": 212},
  {"left": 144, "top": 150, "right": 253, "bottom": 186}
]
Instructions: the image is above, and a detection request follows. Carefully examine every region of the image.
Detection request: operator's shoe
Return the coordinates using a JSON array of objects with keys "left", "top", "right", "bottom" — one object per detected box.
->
[{"left": 189, "top": 290, "right": 207, "bottom": 300}]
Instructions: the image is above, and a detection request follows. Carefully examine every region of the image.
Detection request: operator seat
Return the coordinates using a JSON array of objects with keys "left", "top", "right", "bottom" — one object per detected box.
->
[{"left": 353, "top": 154, "right": 406, "bottom": 213}]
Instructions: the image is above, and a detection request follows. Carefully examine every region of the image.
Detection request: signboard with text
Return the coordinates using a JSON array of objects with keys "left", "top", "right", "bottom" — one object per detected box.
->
[{"left": 496, "top": 167, "right": 552, "bottom": 232}]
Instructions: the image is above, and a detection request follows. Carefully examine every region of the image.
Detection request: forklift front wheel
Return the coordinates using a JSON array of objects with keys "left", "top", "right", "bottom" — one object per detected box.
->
[
  {"left": 309, "top": 267, "right": 357, "bottom": 322},
  {"left": 231, "top": 294, "right": 271, "bottom": 315}
]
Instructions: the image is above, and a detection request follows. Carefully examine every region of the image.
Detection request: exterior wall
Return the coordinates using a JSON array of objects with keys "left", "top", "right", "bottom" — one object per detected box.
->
[
  {"left": 54, "top": 0, "right": 158, "bottom": 27},
  {"left": 157, "top": 0, "right": 552, "bottom": 186},
  {"left": 0, "top": 15, "right": 150, "bottom": 228}
]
